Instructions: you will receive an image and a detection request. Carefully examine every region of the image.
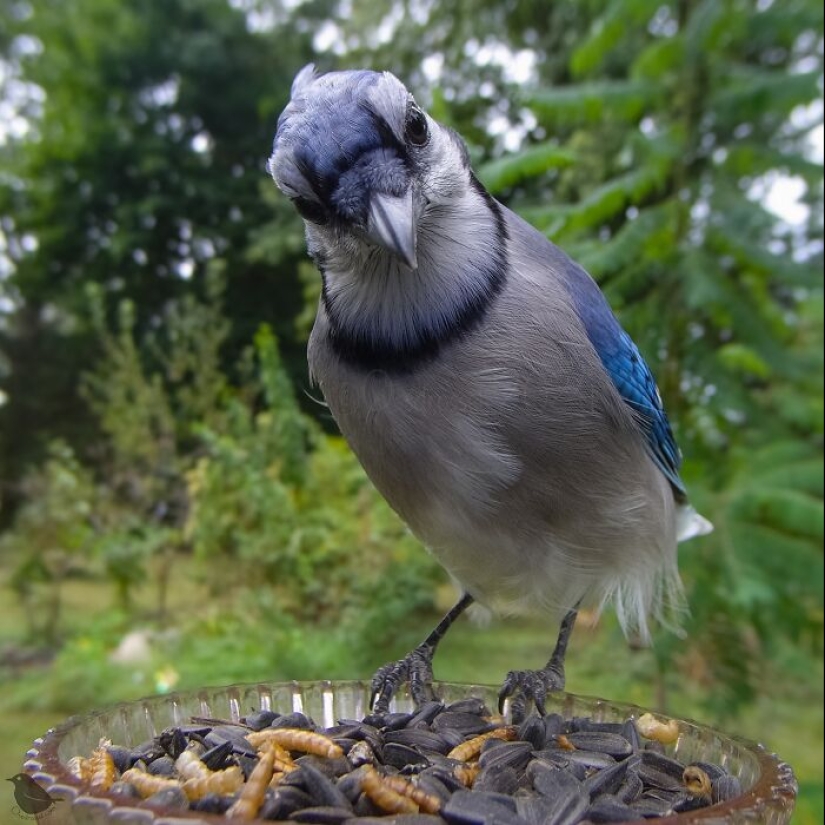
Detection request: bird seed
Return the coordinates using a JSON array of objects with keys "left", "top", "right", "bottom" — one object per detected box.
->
[{"left": 67, "top": 699, "right": 743, "bottom": 823}]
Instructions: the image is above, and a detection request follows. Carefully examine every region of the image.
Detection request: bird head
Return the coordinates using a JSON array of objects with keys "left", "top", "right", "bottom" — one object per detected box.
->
[{"left": 269, "top": 65, "right": 473, "bottom": 272}]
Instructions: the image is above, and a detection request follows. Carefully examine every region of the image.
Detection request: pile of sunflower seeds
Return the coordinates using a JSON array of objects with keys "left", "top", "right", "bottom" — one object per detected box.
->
[{"left": 68, "top": 698, "right": 743, "bottom": 823}]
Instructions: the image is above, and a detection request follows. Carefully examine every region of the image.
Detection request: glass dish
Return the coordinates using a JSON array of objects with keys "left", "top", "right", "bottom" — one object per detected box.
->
[{"left": 23, "top": 680, "right": 797, "bottom": 824}]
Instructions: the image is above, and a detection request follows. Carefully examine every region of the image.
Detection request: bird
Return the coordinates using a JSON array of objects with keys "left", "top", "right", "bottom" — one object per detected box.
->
[
  {"left": 7, "top": 773, "right": 57, "bottom": 815},
  {"left": 268, "top": 65, "right": 712, "bottom": 719}
]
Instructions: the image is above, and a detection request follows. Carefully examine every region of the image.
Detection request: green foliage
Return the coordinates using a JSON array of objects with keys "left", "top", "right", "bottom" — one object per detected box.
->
[
  {"left": 0, "top": 0, "right": 315, "bottom": 484},
  {"left": 1, "top": 264, "right": 440, "bottom": 660},
  {"left": 1, "top": 441, "right": 96, "bottom": 644},
  {"left": 527, "top": 80, "right": 664, "bottom": 124},
  {"left": 479, "top": 144, "right": 577, "bottom": 193}
]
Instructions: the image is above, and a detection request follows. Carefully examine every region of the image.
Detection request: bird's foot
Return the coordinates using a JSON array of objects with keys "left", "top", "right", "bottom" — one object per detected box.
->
[
  {"left": 498, "top": 663, "right": 565, "bottom": 723},
  {"left": 370, "top": 643, "right": 436, "bottom": 713}
]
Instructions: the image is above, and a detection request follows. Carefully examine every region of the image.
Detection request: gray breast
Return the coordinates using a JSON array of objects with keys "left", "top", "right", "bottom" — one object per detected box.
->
[{"left": 308, "top": 270, "right": 675, "bottom": 618}]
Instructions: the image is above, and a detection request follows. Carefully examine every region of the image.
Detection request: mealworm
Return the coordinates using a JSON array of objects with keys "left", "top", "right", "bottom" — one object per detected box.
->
[
  {"left": 246, "top": 727, "right": 344, "bottom": 759},
  {"left": 225, "top": 745, "right": 275, "bottom": 820},
  {"left": 636, "top": 712, "right": 680, "bottom": 745},
  {"left": 360, "top": 766, "right": 419, "bottom": 814},
  {"left": 447, "top": 725, "right": 518, "bottom": 761}
]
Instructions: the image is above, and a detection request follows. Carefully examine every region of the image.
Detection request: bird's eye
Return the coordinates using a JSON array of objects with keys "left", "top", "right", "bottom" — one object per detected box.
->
[
  {"left": 292, "top": 197, "right": 328, "bottom": 225},
  {"left": 405, "top": 106, "right": 429, "bottom": 146}
]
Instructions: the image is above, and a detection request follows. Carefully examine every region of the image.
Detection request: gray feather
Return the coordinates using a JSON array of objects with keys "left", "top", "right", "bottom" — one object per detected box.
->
[{"left": 271, "top": 67, "right": 711, "bottom": 642}]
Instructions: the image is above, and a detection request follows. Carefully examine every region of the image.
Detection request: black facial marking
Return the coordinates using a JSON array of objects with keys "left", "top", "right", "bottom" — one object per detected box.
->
[
  {"left": 293, "top": 196, "right": 328, "bottom": 225},
  {"left": 362, "top": 101, "right": 404, "bottom": 154}
]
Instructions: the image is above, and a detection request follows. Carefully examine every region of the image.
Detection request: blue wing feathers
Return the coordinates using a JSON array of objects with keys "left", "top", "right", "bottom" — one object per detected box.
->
[{"left": 563, "top": 264, "right": 686, "bottom": 497}]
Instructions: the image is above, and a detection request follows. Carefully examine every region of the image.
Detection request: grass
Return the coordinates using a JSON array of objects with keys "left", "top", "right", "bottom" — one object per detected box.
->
[{"left": 0, "top": 561, "right": 821, "bottom": 824}]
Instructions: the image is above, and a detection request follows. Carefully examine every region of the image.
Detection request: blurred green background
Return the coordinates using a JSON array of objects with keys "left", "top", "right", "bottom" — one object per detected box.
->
[{"left": 0, "top": 0, "right": 822, "bottom": 821}]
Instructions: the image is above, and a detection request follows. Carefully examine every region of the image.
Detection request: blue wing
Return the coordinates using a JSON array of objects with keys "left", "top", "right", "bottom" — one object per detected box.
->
[{"left": 564, "top": 264, "right": 686, "bottom": 498}]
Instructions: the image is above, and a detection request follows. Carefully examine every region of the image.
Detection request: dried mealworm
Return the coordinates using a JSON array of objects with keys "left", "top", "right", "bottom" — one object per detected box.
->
[
  {"left": 181, "top": 765, "right": 244, "bottom": 801},
  {"left": 360, "top": 766, "right": 419, "bottom": 814},
  {"left": 555, "top": 734, "right": 576, "bottom": 751},
  {"left": 268, "top": 770, "right": 288, "bottom": 789},
  {"left": 636, "top": 712, "right": 680, "bottom": 745},
  {"left": 381, "top": 774, "right": 443, "bottom": 814},
  {"left": 684, "top": 765, "right": 713, "bottom": 798},
  {"left": 245, "top": 727, "right": 344, "bottom": 759},
  {"left": 447, "top": 726, "right": 518, "bottom": 762},
  {"left": 120, "top": 768, "right": 181, "bottom": 798},
  {"left": 175, "top": 748, "right": 212, "bottom": 782},
  {"left": 453, "top": 762, "right": 480, "bottom": 788},
  {"left": 225, "top": 745, "right": 275, "bottom": 820},
  {"left": 88, "top": 746, "right": 117, "bottom": 789},
  {"left": 68, "top": 756, "right": 88, "bottom": 781}
]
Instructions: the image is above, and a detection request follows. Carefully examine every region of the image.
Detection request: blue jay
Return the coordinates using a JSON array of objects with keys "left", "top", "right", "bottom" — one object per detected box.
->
[{"left": 269, "top": 66, "right": 712, "bottom": 718}]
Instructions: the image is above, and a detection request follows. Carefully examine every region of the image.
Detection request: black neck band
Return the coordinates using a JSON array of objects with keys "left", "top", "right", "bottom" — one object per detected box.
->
[{"left": 322, "top": 176, "right": 508, "bottom": 374}]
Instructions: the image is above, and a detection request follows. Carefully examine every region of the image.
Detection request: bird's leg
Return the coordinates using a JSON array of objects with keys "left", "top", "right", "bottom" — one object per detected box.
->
[
  {"left": 370, "top": 592, "right": 474, "bottom": 713},
  {"left": 498, "top": 605, "right": 579, "bottom": 722}
]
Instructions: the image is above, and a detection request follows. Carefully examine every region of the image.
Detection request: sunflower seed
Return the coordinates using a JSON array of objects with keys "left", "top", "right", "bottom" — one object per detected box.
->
[
  {"left": 108, "top": 780, "right": 141, "bottom": 799},
  {"left": 560, "top": 749, "right": 618, "bottom": 771},
  {"left": 297, "top": 761, "right": 354, "bottom": 809},
  {"left": 384, "top": 728, "right": 451, "bottom": 754},
  {"left": 527, "top": 760, "right": 584, "bottom": 800},
  {"left": 515, "top": 795, "right": 559, "bottom": 825},
  {"left": 712, "top": 773, "right": 743, "bottom": 804},
  {"left": 144, "top": 786, "right": 189, "bottom": 809},
  {"left": 442, "top": 789, "right": 524, "bottom": 825},
  {"left": 200, "top": 739, "right": 234, "bottom": 771},
  {"left": 583, "top": 755, "right": 638, "bottom": 798},
  {"left": 158, "top": 727, "right": 189, "bottom": 759},
  {"left": 289, "top": 805, "right": 358, "bottom": 823},
  {"left": 564, "top": 731, "right": 633, "bottom": 758},
  {"left": 192, "top": 792, "right": 235, "bottom": 814},
  {"left": 407, "top": 701, "right": 446, "bottom": 727},
  {"left": 383, "top": 742, "right": 431, "bottom": 770},
  {"left": 478, "top": 741, "right": 533, "bottom": 773},
  {"left": 146, "top": 755, "right": 176, "bottom": 777},
  {"left": 445, "top": 698, "right": 489, "bottom": 716},
  {"left": 621, "top": 719, "right": 641, "bottom": 752},
  {"left": 517, "top": 716, "right": 546, "bottom": 752},
  {"left": 473, "top": 764, "right": 520, "bottom": 795},
  {"left": 415, "top": 772, "right": 453, "bottom": 805},
  {"left": 542, "top": 713, "right": 565, "bottom": 742},
  {"left": 432, "top": 712, "right": 493, "bottom": 737},
  {"left": 105, "top": 745, "right": 133, "bottom": 774},
  {"left": 383, "top": 712, "right": 415, "bottom": 731},
  {"left": 568, "top": 718, "right": 625, "bottom": 735},
  {"left": 672, "top": 792, "right": 710, "bottom": 813},
  {"left": 272, "top": 712, "right": 315, "bottom": 730},
  {"left": 244, "top": 709, "right": 280, "bottom": 730},
  {"left": 616, "top": 771, "right": 644, "bottom": 804},
  {"left": 586, "top": 797, "right": 639, "bottom": 822}
]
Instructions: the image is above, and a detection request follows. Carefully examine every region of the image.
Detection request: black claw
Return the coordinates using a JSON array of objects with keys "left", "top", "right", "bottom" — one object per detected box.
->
[
  {"left": 497, "top": 666, "right": 564, "bottom": 720},
  {"left": 370, "top": 644, "right": 435, "bottom": 713}
]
